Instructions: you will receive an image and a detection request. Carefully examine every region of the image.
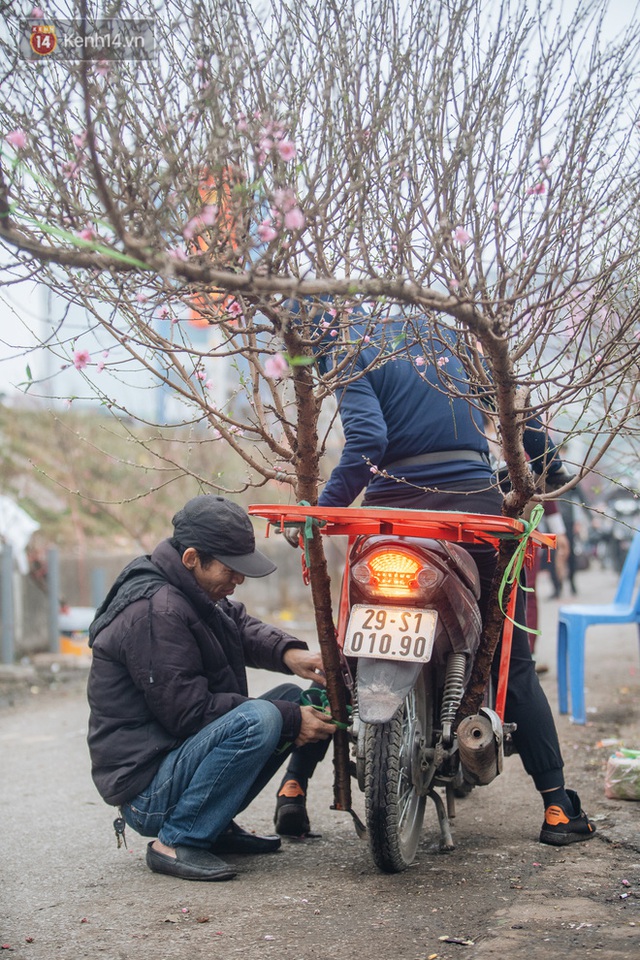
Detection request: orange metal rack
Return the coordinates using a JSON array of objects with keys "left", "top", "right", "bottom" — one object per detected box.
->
[{"left": 249, "top": 505, "right": 556, "bottom": 720}]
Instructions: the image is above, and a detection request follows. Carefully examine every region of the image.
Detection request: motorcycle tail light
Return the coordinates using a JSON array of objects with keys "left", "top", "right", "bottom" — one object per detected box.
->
[{"left": 365, "top": 549, "right": 421, "bottom": 598}]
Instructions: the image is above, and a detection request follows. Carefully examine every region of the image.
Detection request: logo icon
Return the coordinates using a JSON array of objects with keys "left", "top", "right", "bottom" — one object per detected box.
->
[{"left": 30, "top": 24, "right": 57, "bottom": 57}]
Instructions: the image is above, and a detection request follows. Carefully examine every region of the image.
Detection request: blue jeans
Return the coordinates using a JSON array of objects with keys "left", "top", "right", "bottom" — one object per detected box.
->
[{"left": 121, "top": 698, "right": 284, "bottom": 849}]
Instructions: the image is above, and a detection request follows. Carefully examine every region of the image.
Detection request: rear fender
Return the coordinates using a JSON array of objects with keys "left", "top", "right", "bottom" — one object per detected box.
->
[{"left": 357, "top": 658, "right": 423, "bottom": 723}]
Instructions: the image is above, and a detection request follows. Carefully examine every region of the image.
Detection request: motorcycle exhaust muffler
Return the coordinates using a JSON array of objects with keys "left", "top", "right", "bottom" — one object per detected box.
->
[{"left": 457, "top": 707, "right": 504, "bottom": 785}]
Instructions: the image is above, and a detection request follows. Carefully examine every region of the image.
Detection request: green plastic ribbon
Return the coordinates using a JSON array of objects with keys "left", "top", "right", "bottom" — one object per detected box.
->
[
  {"left": 301, "top": 688, "right": 353, "bottom": 730},
  {"left": 497, "top": 503, "right": 545, "bottom": 635},
  {"left": 274, "top": 688, "right": 352, "bottom": 753},
  {"left": 281, "top": 500, "right": 326, "bottom": 568}
]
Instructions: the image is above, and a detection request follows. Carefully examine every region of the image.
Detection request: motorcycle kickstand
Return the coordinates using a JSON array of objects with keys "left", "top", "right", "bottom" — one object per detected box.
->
[{"left": 427, "top": 788, "right": 455, "bottom": 852}]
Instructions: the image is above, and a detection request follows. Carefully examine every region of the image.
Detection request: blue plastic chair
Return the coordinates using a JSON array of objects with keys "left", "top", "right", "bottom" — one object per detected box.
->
[{"left": 557, "top": 529, "right": 640, "bottom": 724}]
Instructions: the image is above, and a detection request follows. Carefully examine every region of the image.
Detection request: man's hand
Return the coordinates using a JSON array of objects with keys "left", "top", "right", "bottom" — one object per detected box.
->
[
  {"left": 294, "top": 705, "right": 336, "bottom": 746},
  {"left": 274, "top": 525, "right": 303, "bottom": 548},
  {"left": 545, "top": 466, "right": 576, "bottom": 491},
  {"left": 283, "top": 648, "right": 326, "bottom": 686},
  {"left": 284, "top": 526, "right": 302, "bottom": 549}
]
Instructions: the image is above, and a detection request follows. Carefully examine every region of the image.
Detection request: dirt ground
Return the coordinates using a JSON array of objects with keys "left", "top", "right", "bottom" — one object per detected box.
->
[{"left": 1, "top": 563, "right": 639, "bottom": 960}]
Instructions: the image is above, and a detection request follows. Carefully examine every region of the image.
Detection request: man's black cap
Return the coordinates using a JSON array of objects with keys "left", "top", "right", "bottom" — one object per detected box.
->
[{"left": 172, "top": 495, "right": 276, "bottom": 578}]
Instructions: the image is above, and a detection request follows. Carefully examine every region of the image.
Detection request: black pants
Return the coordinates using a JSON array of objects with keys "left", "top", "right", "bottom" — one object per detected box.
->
[{"left": 363, "top": 479, "right": 564, "bottom": 792}]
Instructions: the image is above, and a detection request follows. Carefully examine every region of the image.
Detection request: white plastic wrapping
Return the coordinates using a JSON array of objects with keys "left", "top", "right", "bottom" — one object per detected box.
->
[{"left": 604, "top": 749, "right": 640, "bottom": 801}]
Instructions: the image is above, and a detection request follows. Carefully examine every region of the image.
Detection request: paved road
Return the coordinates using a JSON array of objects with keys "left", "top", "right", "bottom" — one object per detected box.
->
[{"left": 1, "top": 563, "right": 639, "bottom": 959}]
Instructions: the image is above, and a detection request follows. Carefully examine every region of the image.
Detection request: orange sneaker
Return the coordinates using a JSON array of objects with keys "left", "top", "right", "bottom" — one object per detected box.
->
[{"left": 539, "top": 789, "right": 596, "bottom": 846}]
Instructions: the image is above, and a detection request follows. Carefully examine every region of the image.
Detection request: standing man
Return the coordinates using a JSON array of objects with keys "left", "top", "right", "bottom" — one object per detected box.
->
[
  {"left": 297, "top": 306, "right": 595, "bottom": 847},
  {"left": 87, "top": 495, "right": 335, "bottom": 881}
]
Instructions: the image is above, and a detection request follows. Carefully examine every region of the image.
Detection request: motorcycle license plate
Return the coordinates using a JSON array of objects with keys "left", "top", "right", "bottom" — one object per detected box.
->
[{"left": 343, "top": 605, "right": 437, "bottom": 663}]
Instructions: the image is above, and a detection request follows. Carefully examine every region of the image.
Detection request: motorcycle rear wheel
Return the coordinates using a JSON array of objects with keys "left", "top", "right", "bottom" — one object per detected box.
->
[{"left": 363, "top": 670, "right": 431, "bottom": 872}]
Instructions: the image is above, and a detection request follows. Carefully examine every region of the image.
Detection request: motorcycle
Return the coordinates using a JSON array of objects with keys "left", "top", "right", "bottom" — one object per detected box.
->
[{"left": 250, "top": 504, "right": 554, "bottom": 873}]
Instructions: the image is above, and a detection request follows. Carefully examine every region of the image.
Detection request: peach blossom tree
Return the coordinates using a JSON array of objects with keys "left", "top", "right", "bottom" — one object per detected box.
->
[{"left": 2, "top": 0, "right": 640, "bottom": 800}]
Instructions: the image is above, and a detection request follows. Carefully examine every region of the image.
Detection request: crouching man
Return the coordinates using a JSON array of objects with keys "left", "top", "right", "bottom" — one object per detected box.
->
[{"left": 87, "top": 495, "right": 334, "bottom": 881}]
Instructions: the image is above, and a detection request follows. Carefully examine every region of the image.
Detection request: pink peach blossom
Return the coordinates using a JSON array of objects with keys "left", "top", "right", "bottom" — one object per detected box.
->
[
  {"left": 284, "top": 207, "right": 305, "bottom": 230},
  {"left": 277, "top": 139, "right": 297, "bottom": 162},
  {"left": 77, "top": 226, "right": 96, "bottom": 242},
  {"left": 453, "top": 226, "right": 471, "bottom": 246},
  {"left": 272, "top": 188, "right": 296, "bottom": 213},
  {"left": 183, "top": 204, "right": 218, "bottom": 240},
  {"left": 6, "top": 129, "right": 27, "bottom": 150},
  {"left": 62, "top": 160, "right": 82, "bottom": 180},
  {"left": 73, "top": 349, "right": 91, "bottom": 370},
  {"left": 264, "top": 352, "right": 289, "bottom": 379},
  {"left": 258, "top": 219, "right": 278, "bottom": 243}
]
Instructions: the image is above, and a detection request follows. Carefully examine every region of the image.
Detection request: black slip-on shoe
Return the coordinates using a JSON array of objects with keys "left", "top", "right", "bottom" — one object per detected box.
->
[
  {"left": 146, "top": 843, "right": 237, "bottom": 880},
  {"left": 211, "top": 821, "right": 281, "bottom": 855},
  {"left": 539, "top": 789, "right": 597, "bottom": 846}
]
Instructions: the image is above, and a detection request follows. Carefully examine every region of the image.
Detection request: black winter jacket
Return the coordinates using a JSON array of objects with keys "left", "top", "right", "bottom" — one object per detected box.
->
[{"left": 87, "top": 540, "right": 307, "bottom": 805}]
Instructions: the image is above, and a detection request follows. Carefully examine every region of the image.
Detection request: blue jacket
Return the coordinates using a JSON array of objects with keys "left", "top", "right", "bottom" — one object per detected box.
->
[{"left": 317, "top": 313, "right": 560, "bottom": 507}]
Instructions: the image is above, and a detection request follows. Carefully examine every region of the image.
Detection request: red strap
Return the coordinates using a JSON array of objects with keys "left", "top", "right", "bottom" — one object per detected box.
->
[
  {"left": 495, "top": 581, "right": 518, "bottom": 721},
  {"left": 301, "top": 551, "right": 310, "bottom": 586}
]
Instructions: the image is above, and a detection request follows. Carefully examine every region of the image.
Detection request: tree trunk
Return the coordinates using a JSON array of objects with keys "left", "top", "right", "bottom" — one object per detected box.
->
[
  {"left": 305, "top": 530, "right": 353, "bottom": 812},
  {"left": 455, "top": 376, "right": 535, "bottom": 723},
  {"left": 285, "top": 327, "right": 352, "bottom": 812},
  {"left": 455, "top": 537, "right": 519, "bottom": 722}
]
